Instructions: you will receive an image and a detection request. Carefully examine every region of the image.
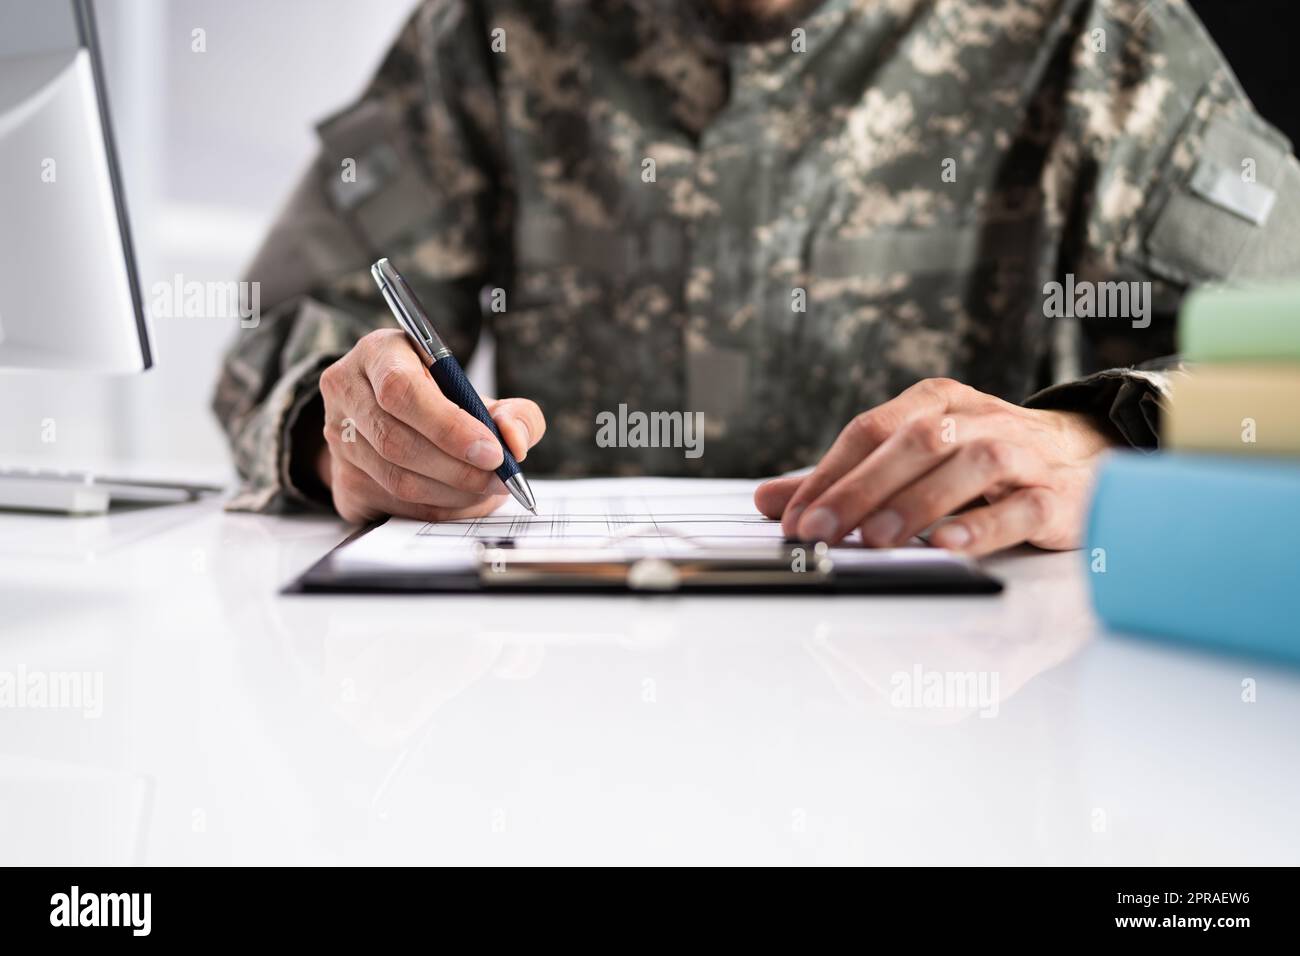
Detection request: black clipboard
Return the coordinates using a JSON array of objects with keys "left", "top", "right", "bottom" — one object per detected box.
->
[{"left": 284, "top": 520, "right": 1003, "bottom": 596}]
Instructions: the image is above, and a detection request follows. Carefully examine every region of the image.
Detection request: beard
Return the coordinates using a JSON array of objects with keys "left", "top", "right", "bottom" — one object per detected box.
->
[{"left": 684, "top": 0, "right": 830, "bottom": 44}]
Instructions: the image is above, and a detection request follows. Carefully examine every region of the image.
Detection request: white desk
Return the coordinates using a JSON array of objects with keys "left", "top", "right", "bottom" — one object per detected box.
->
[{"left": 1, "top": 497, "right": 1297, "bottom": 865}]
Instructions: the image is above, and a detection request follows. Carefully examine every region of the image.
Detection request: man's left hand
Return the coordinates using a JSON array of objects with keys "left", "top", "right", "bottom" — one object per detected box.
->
[{"left": 754, "top": 378, "right": 1122, "bottom": 557}]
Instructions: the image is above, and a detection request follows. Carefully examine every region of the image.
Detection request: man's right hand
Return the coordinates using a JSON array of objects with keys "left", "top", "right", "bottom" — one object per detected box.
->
[{"left": 317, "top": 329, "right": 545, "bottom": 524}]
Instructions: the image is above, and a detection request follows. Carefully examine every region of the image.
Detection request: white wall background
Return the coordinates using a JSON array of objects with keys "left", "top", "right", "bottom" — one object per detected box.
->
[{"left": 0, "top": 0, "right": 416, "bottom": 481}]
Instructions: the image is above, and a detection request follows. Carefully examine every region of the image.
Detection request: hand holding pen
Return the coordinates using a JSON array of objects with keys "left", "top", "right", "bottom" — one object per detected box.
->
[{"left": 311, "top": 261, "right": 545, "bottom": 524}]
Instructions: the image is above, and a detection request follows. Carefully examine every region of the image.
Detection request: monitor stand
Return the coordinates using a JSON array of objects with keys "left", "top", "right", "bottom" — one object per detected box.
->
[{"left": 0, "top": 467, "right": 223, "bottom": 515}]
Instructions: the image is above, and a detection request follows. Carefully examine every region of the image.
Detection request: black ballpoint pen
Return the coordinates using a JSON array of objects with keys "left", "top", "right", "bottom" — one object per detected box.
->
[{"left": 370, "top": 257, "right": 538, "bottom": 515}]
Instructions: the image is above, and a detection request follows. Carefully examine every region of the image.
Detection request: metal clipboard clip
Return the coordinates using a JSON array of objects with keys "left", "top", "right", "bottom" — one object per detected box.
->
[{"left": 476, "top": 527, "right": 834, "bottom": 592}]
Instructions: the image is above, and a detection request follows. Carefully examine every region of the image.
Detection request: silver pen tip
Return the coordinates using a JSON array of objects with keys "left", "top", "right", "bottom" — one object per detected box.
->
[{"left": 504, "top": 472, "right": 537, "bottom": 515}]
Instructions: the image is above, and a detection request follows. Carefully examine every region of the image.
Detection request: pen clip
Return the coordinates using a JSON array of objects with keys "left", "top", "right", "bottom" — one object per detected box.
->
[{"left": 371, "top": 257, "right": 450, "bottom": 364}]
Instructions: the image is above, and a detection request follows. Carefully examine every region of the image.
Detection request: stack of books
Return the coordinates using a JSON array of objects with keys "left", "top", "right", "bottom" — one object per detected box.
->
[{"left": 1085, "top": 282, "right": 1300, "bottom": 664}]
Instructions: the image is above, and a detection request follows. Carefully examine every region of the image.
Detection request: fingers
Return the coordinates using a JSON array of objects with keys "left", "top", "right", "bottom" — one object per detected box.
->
[
  {"left": 754, "top": 476, "right": 803, "bottom": 520},
  {"left": 331, "top": 457, "right": 508, "bottom": 526},
  {"left": 333, "top": 432, "right": 501, "bottom": 510},
  {"left": 930, "top": 487, "right": 1059, "bottom": 556},
  {"left": 487, "top": 397, "right": 547, "bottom": 461},
  {"left": 322, "top": 331, "right": 524, "bottom": 490},
  {"left": 330, "top": 459, "right": 386, "bottom": 525},
  {"left": 762, "top": 381, "right": 1093, "bottom": 555},
  {"left": 792, "top": 416, "right": 960, "bottom": 542},
  {"left": 326, "top": 403, "right": 497, "bottom": 495},
  {"left": 779, "top": 378, "right": 974, "bottom": 537},
  {"left": 359, "top": 331, "right": 504, "bottom": 470},
  {"left": 855, "top": 438, "right": 1033, "bottom": 547},
  {"left": 790, "top": 409, "right": 1061, "bottom": 550},
  {"left": 319, "top": 330, "right": 549, "bottom": 522}
]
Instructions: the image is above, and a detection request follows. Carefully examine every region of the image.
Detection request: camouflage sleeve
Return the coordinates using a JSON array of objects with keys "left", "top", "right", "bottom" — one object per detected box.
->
[
  {"left": 1023, "top": 0, "right": 1300, "bottom": 447},
  {"left": 211, "top": 0, "right": 510, "bottom": 512}
]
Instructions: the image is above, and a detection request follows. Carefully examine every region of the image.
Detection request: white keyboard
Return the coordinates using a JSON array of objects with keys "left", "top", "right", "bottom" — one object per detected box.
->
[{"left": 0, "top": 467, "right": 224, "bottom": 515}]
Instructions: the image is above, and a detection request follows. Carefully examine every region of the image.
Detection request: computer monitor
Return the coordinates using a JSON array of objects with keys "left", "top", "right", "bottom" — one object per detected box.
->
[{"left": 0, "top": 0, "right": 150, "bottom": 372}]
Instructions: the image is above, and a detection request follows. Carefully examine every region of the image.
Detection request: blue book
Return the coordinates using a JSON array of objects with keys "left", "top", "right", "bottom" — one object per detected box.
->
[{"left": 1085, "top": 452, "right": 1300, "bottom": 664}]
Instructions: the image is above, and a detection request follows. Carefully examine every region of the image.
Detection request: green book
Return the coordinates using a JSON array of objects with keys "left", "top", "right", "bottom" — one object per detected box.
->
[{"left": 1179, "top": 281, "right": 1300, "bottom": 362}]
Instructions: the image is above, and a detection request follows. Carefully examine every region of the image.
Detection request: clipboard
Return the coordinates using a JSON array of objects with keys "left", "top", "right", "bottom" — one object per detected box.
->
[{"left": 284, "top": 519, "right": 1003, "bottom": 595}]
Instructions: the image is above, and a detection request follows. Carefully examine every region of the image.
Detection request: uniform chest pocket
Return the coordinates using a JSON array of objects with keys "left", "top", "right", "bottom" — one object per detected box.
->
[
  {"left": 798, "top": 225, "right": 998, "bottom": 376},
  {"left": 786, "top": 222, "right": 1044, "bottom": 406},
  {"left": 809, "top": 226, "right": 996, "bottom": 281},
  {"left": 512, "top": 214, "right": 687, "bottom": 302}
]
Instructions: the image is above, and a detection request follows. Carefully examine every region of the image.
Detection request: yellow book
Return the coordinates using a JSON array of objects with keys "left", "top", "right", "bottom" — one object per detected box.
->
[{"left": 1166, "top": 365, "right": 1300, "bottom": 454}]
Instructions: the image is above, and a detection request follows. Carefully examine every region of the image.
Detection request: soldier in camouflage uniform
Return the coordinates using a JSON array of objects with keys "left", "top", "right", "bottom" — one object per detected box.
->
[{"left": 213, "top": 0, "right": 1300, "bottom": 554}]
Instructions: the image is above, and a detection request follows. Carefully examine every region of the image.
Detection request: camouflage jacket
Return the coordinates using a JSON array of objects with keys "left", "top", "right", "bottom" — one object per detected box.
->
[{"left": 214, "top": 0, "right": 1300, "bottom": 512}]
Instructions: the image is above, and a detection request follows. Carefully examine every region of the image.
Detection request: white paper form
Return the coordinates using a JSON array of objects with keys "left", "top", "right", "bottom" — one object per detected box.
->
[
  {"left": 334, "top": 477, "right": 783, "bottom": 571},
  {"left": 332, "top": 476, "right": 966, "bottom": 574}
]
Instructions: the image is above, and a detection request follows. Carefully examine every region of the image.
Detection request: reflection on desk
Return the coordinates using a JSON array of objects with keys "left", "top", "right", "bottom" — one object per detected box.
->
[{"left": 0, "top": 499, "right": 1297, "bottom": 864}]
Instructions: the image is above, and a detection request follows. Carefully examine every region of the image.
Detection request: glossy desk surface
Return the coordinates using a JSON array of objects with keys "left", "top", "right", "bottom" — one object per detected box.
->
[{"left": 1, "top": 498, "right": 1297, "bottom": 865}]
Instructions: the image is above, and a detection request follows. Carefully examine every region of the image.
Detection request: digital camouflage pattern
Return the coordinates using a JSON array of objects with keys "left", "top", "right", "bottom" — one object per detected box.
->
[{"left": 213, "top": 0, "right": 1300, "bottom": 512}]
